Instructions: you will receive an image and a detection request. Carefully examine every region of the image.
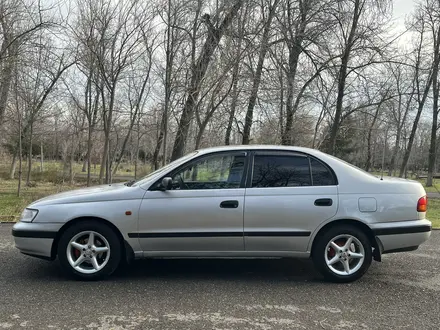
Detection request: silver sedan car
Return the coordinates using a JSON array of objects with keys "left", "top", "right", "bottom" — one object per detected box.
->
[{"left": 12, "top": 145, "right": 431, "bottom": 282}]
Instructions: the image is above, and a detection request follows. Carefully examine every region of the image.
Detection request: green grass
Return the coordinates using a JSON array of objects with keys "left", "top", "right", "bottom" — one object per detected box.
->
[
  {"left": 0, "top": 179, "right": 80, "bottom": 221},
  {"left": 0, "top": 159, "right": 154, "bottom": 222},
  {"left": 420, "top": 181, "right": 440, "bottom": 193},
  {"left": 427, "top": 198, "right": 440, "bottom": 228}
]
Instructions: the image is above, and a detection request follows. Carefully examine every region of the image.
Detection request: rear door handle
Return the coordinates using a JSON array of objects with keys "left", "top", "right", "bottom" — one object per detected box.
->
[
  {"left": 220, "top": 200, "right": 239, "bottom": 208},
  {"left": 314, "top": 198, "right": 333, "bottom": 207}
]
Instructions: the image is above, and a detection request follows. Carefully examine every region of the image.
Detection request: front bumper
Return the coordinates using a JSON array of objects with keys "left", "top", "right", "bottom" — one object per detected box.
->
[
  {"left": 370, "top": 219, "right": 432, "bottom": 254},
  {"left": 12, "top": 222, "right": 63, "bottom": 259}
]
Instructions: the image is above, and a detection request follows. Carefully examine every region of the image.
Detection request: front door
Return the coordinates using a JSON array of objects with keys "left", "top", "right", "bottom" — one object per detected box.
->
[
  {"left": 137, "top": 151, "right": 248, "bottom": 253},
  {"left": 244, "top": 151, "right": 338, "bottom": 252}
]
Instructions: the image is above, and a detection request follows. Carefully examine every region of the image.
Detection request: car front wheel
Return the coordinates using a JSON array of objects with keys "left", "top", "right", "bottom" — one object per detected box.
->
[
  {"left": 57, "top": 221, "right": 122, "bottom": 280},
  {"left": 313, "top": 225, "right": 372, "bottom": 283}
]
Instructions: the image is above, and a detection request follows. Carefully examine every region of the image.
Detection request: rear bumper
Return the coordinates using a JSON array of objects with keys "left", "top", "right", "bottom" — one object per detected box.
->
[
  {"left": 370, "top": 220, "right": 431, "bottom": 254},
  {"left": 12, "top": 222, "right": 62, "bottom": 259}
]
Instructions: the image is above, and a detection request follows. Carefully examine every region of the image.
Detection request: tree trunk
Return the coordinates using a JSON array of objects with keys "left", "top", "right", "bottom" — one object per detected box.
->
[
  {"left": 113, "top": 125, "right": 135, "bottom": 175},
  {"left": 135, "top": 118, "right": 140, "bottom": 179},
  {"left": 70, "top": 138, "right": 75, "bottom": 185},
  {"left": 86, "top": 126, "right": 93, "bottom": 186},
  {"left": 282, "top": 71, "right": 295, "bottom": 144},
  {"left": 379, "top": 128, "right": 389, "bottom": 177},
  {"left": 62, "top": 142, "right": 69, "bottom": 182},
  {"left": 17, "top": 116, "right": 23, "bottom": 197},
  {"left": 427, "top": 95, "right": 438, "bottom": 186},
  {"left": 224, "top": 13, "right": 243, "bottom": 146},
  {"left": 10, "top": 148, "right": 18, "bottom": 179},
  {"left": 426, "top": 27, "right": 440, "bottom": 186},
  {"left": 365, "top": 133, "right": 374, "bottom": 173},
  {"left": 40, "top": 140, "right": 44, "bottom": 172},
  {"left": 399, "top": 86, "right": 433, "bottom": 177},
  {"left": 195, "top": 120, "right": 209, "bottom": 150},
  {"left": 26, "top": 123, "right": 33, "bottom": 186},
  {"left": 171, "top": 0, "right": 243, "bottom": 160},
  {"left": 242, "top": 0, "right": 278, "bottom": 145},
  {"left": 281, "top": 0, "right": 307, "bottom": 145},
  {"left": 388, "top": 99, "right": 402, "bottom": 176},
  {"left": 153, "top": 110, "right": 166, "bottom": 170},
  {"left": 365, "top": 105, "right": 381, "bottom": 172},
  {"left": 99, "top": 132, "right": 109, "bottom": 184},
  {"left": 99, "top": 85, "right": 116, "bottom": 184},
  {"left": 388, "top": 130, "right": 401, "bottom": 176},
  {"left": 327, "top": 0, "right": 361, "bottom": 154},
  {"left": 0, "top": 43, "right": 16, "bottom": 126},
  {"left": 225, "top": 57, "right": 241, "bottom": 145},
  {"left": 106, "top": 139, "right": 112, "bottom": 184},
  {"left": 278, "top": 68, "right": 284, "bottom": 140},
  {"left": 163, "top": 0, "right": 173, "bottom": 166},
  {"left": 54, "top": 115, "right": 59, "bottom": 160}
]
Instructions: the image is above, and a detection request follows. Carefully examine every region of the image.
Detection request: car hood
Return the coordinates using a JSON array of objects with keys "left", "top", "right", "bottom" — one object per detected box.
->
[{"left": 29, "top": 184, "right": 146, "bottom": 207}]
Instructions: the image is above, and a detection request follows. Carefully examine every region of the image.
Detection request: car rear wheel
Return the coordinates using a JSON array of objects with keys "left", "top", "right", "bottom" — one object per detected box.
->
[
  {"left": 313, "top": 225, "right": 372, "bottom": 283},
  {"left": 57, "top": 221, "right": 122, "bottom": 280}
]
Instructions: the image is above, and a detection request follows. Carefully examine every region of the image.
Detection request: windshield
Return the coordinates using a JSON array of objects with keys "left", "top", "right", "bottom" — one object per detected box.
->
[{"left": 131, "top": 151, "right": 198, "bottom": 187}]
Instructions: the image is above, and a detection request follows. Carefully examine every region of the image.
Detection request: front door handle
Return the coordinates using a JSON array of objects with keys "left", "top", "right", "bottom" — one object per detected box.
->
[
  {"left": 314, "top": 198, "right": 333, "bottom": 207},
  {"left": 220, "top": 200, "right": 239, "bottom": 208}
]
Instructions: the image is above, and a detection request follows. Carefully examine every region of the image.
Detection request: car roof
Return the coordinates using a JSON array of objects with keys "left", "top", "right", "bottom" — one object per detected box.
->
[
  {"left": 195, "top": 145, "right": 321, "bottom": 156},
  {"left": 194, "top": 145, "right": 379, "bottom": 185}
]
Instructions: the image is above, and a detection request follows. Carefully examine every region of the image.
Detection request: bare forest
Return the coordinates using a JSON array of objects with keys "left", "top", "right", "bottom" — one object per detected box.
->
[{"left": 1, "top": 0, "right": 440, "bottom": 189}]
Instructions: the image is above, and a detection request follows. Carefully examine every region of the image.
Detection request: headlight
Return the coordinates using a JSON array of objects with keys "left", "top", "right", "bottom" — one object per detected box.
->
[{"left": 20, "top": 208, "right": 38, "bottom": 222}]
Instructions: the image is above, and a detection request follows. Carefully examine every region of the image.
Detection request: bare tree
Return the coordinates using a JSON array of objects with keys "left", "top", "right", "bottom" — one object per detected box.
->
[
  {"left": 242, "top": 0, "right": 279, "bottom": 145},
  {"left": 387, "top": 62, "right": 416, "bottom": 176},
  {"left": 171, "top": 0, "right": 243, "bottom": 160},
  {"left": 79, "top": 0, "right": 148, "bottom": 183},
  {"left": 425, "top": 0, "right": 440, "bottom": 186},
  {"left": 152, "top": 0, "right": 185, "bottom": 169},
  {"left": 399, "top": 9, "right": 434, "bottom": 177},
  {"left": 326, "top": 0, "right": 392, "bottom": 154},
  {"left": 11, "top": 31, "right": 74, "bottom": 185},
  {"left": 0, "top": 0, "right": 53, "bottom": 125}
]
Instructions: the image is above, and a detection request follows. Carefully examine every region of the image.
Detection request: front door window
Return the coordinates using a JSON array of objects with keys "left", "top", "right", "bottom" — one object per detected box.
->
[{"left": 170, "top": 154, "right": 245, "bottom": 190}]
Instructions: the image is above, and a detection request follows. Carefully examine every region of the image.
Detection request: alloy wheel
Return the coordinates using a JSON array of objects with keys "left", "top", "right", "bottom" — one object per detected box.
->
[
  {"left": 324, "top": 234, "right": 365, "bottom": 276},
  {"left": 66, "top": 231, "right": 111, "bottom": 274}
]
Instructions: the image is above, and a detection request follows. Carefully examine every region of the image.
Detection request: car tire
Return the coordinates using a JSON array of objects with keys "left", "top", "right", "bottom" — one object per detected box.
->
[
  {"left": 57, "top": 221, "right": 122, "bottom": 280},
  {"left": 313, "top": 225, "right": 372, "bottom": 283}
]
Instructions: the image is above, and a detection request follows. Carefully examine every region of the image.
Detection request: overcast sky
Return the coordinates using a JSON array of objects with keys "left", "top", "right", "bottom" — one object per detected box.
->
[
  {"left": 393, "top": 0, "right": 416, "bottom": 29},
  {"left": 391, "top": 0, "right": 418, "bottom": 47}
]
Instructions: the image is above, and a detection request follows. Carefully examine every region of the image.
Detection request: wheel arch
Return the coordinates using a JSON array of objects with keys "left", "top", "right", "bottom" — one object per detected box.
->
[
  {"left": 310, "top": 219, "right": 381, "bottom": 261},
  {"left": 50, "top": 216, "right": 134, "bottom": 263}
]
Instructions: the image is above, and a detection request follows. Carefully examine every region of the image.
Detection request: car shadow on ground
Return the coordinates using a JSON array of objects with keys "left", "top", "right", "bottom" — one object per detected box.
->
[
  {"left": 22, "top": 257, "right": 326, "bottom": 283},
  {"left": 116, "top": 258, "right": 321, "bottom": 281}
]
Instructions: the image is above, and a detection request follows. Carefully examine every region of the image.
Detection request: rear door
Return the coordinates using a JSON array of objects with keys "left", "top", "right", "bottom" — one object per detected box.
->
[{"left": 244, "top": 151, "right": 338, "bottom": 252}]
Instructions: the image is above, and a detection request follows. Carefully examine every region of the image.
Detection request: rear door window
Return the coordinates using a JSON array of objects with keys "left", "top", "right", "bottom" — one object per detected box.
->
[{"left": 252, "top": 155, "right": 311, "bottom": 187}]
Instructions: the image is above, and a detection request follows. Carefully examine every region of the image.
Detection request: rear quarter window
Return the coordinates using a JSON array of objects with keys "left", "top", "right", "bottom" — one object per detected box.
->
[{"left": 310, "top": 158, "right": 336, "bottom": 186}]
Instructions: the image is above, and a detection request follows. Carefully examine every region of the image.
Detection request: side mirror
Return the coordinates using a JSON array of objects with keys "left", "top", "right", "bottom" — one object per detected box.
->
[{"left": 161, "top": 177, "right": 173, "bottom": 191}]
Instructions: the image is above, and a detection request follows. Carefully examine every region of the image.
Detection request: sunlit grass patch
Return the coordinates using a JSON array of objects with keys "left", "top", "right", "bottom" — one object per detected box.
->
[{"left": 0, "top": 179, "right": 79, "bottom": 221}]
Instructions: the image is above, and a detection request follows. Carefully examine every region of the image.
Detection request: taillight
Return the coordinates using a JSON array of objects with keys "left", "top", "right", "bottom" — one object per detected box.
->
[{"left": 417, "top": 196, "right": 427, "bottom": 212}]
